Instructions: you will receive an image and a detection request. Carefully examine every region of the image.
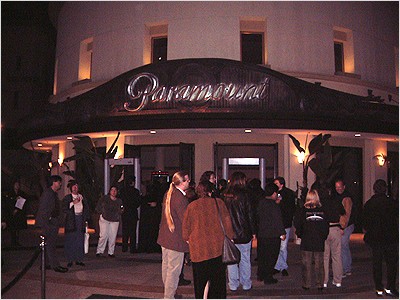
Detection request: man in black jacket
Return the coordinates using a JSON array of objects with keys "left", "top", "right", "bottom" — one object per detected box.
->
[
  {"left": 273, "top": 176, "right": 296, "bottom": 276},
  {"left": 35, "top": 175, "right": 68, "bottom": 273},
  {"left": 256, "top": 182, "right": 286, "bottom": 285},
  {"left": 120, "top": 176, "right": 141, "bottom": 253},
  {"left": 362, "top": 179, "right": 399, "bottom": 297}
]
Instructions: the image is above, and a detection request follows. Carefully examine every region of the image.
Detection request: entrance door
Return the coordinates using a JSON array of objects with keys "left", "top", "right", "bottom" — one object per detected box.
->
[
  {"left": 214, "top": 143, "right": 278, "bottom": 183},
  {"left": 332, "top": 146, "right": 363, "bottom": 233}
]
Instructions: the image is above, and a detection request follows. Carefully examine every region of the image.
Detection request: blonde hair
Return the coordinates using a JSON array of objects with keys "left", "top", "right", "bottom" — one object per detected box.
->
[
  {"left": 165, "top": 171, "right": 188, "bottom": 232},
  {"left": 304, "top": 189, "right": 322, "bottom": 208}
]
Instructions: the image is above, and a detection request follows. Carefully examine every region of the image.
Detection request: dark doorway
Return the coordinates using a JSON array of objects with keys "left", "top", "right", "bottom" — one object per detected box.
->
[{"left": 331, "top": 146, "right": 363, "bottom": 233}]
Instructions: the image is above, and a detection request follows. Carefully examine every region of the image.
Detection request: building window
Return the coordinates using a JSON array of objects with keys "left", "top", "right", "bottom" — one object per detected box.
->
[
  {"left": 240, "top": 19, "right": 266, "bottom": 65},
  {"left": 152, "top": 36, "right": 167, "bottom": 63},
  {"left": 333, "top": 27, "right": 355, "bottom": 74},
  {"left": 334, "top": 42, "right": 344, "bottom": 73},
  {"left": 145, "top": 23, "right": 168, "bottom": 65},
  {"left": 78, "top": 37, "right": 93, "bottom": 81},
  {"left": 241, "top": 33, "right": 264, "bottom": 65}
]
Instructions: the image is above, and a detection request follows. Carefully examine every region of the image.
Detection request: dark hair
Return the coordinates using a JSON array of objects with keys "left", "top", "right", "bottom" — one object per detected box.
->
[
  {"left": 48, "top": 175, "right": 62, "bottom": 187},
  {"left": 373, "top": 179, "right": 387, "bottom": 194},
  {"left": 274, "top": 176, "right": 286, "bottom": 186},
  {"left": 334, "top": 178, "right": 345, "bottom": 185},
  {"left": 67, "top": 180, "right": 78, "bottom": 191},
  {"left": 199, "top": 171, "right": 215, "bottom": 183},
  {"left": 247, "top": 178, "right": 261, "bottom": 190},
  {"left": 265, "top": 182, "right": 279, "bottom": 196},
  {"left": 196, "top": 181, "right": 213, "bottom": 198}
]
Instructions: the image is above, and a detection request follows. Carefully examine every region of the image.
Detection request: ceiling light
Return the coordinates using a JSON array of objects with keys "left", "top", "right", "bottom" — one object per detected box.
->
[
  {"left": 38, "top": 143, "right": 43, "bottom": 147},
  {"left": 67, "top": 136, "right": 73, "bottom": 140},
  {"left": 354, "top": 133, "right": 361, "bottom": 137},
  {"left": 150, "top": 130, "right": 157, "bottom": 134},
  {"left": 244, "top": 129, "right": 252, "bottom": 133}
]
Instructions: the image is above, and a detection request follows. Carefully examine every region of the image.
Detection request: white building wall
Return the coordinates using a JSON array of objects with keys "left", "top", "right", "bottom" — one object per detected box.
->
[{"left": 53, "top": 2, "right": 398, "bottom": 97}]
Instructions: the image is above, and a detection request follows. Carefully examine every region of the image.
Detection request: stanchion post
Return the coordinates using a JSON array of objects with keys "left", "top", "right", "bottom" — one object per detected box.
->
[{"left": 40, "top": 235, "right": 46, "bottom": 299}]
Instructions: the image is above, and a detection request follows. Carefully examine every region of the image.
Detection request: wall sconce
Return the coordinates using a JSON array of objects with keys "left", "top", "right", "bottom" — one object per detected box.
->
[
  {"left": 57, "top": 157, "right": 63, "bottom": 166},
  {"left": 297, "top": 151, "right": 305, "bottom": 164},
  {"left": 373, "top": 153, "right": 387, "bottom": 167}
]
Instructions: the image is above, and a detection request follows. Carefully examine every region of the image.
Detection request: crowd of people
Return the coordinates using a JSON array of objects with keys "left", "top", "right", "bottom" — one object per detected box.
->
[{"left": 4, "top": 170, "right": 397, "bottom": 299}]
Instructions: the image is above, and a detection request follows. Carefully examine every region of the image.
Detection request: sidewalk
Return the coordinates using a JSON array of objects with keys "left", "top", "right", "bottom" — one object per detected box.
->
[{"left": 1, "top": 227, "right": 396, "bottom": 299}]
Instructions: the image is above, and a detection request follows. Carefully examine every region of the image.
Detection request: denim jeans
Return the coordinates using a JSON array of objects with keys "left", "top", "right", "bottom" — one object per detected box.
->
[
  {"left": 227, "top": 240, "right": 252, "bottom": 290},
  {"left": 341, "top": 223, "right": 354, "bottom": 274},
  {"left": 275, "top": 227, "right": 291, "bottom": 271}
]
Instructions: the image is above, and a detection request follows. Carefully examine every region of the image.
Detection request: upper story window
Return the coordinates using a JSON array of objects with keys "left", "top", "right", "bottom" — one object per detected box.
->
[
  {"left": 334, "top": 42, "right": 344, "bottom": 72},
  {"left": 144, "top": 23, "right": 168, "bottom": 65},
  {"left": 78, "top": 37, "right": 93, "bottom": 81},
  {"left": 240, "top": 19, "right": 266, "bottom": 65},
  {"left": 333, "top": 27, "right": 355, "bottom": 74},
  {"left": 152, "top": 36, "right": 167, "bottom": 63}
]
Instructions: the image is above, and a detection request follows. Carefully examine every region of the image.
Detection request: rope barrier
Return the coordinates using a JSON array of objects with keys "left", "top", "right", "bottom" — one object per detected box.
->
[{"left": 1, "top": 247, "right": 41, "bottom": 296}]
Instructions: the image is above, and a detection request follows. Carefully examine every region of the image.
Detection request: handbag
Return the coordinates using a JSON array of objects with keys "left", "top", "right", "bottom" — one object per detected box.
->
[
  {"left": 214, "top": 198, "right": 241, "bottom": 265},
  {"left": 84, "top": 222, "right": 89, "bottom": 254}
]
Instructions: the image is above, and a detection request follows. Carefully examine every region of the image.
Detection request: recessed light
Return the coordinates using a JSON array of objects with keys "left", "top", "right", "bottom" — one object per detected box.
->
[
  {"left": 244, "top": 129, "right": 252, "bottom": 133},
  {"left": 150, "top": 130, "right": 157, "bottom": 134},
  {"left": 67, "top": 136, "right": 73, "bottom": 140},
  {"left": 354, "top": 133, "right": 361, "bottom": 137},
  {"left": 38, "top": 143, "right": 43, "bottom": 147}
]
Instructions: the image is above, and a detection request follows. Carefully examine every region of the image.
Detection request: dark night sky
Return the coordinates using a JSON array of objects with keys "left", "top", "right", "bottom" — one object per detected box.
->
[{"left": 1, "top": 1, "right": 55, "bottom": 31}]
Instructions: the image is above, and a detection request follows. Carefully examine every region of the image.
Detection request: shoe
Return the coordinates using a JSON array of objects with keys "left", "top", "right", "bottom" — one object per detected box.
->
[
  {"left": 332, "top": 281, "right": 341, "bottom": 287},
  {"left": 302, "top": 286, "right": 310, "bottom": 290},
  {"left": 174, "top": 294, "right": 183, "bottom": 299},
  {"left": 243, "top": 287, "right": 252, "bottom": 291},
  {"left": 385, "top": 289, "right": 399, "bottom": 297},
  {"left": 96, "top": 253, "right": 101, "bottom": 257},
  {"left": 108, "top": 254, "right": 115, "bottom": 258},
  {"left": 317, "top": 287, "right": 324, "bottom": 291},
  {"left": 281, "top": 269, "right": 289, "bottom": 276},
  {"left": 67, "top": 262, "right": 73, "bottom": 268},
  {"left": 178, "top": 278, "right": 191, "bottom": 286},
  {"left": 75, "top": 261, "right": 85, "bottom": 266},
  {"left": 229, "top": 288, "right": 238, "bottom": 292},
  {"left": 323, "top": 284, "right": 328, "bottom": 288},
  {"left": 53, "top": 266, "right": 68, "bottom": 273},
  {"left": 376, "top": 290, "right": 384, "bottom": 297},
  {"left": 273, "top": 269, "right": 280, "bottom": 275},
  {"left": 342, "top": 271, "right": 352, "bottom": 278},
  {"left": 264, "top": 278, "right": 278, "bottom": 284}
]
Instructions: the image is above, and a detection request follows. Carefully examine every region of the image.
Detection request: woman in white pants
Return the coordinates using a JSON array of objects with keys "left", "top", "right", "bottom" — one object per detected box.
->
[{"left": 95, "top": 186, "right": 123, "bottom": 257}]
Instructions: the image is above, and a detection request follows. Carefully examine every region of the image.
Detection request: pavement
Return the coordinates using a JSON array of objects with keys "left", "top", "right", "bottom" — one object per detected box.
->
[{"left": 1, "top": 226, "right": 398, "bottom": 299}]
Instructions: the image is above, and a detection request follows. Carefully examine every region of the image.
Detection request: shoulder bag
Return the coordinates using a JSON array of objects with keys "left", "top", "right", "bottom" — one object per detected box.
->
[{"left": 214, "top": 198, "right": 241, "bottom": 265}]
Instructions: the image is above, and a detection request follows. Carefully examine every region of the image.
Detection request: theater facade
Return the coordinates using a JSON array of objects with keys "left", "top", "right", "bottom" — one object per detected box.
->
[{"left": 14, "top": 2, "right": 398, "bottom": 211}]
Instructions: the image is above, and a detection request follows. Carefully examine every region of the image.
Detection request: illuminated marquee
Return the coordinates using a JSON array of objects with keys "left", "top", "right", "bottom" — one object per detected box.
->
[{"left": 123, "top": 72, "right": 270, "bottom": 112}]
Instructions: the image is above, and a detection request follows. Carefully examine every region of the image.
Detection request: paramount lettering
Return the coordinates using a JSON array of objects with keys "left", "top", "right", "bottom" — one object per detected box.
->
[{"left": 124, "top": 73, "right": 270, "bottom": 112}]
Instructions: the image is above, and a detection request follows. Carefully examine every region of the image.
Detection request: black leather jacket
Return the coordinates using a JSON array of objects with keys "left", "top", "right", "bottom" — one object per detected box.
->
[{"left": 223, "top": 186, "right": 255, "bottom": 244}]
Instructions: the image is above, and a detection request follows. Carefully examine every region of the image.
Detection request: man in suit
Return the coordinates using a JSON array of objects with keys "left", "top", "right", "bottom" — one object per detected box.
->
[{"left": 35, "top": 175, "right": 68, "bottom": 273}]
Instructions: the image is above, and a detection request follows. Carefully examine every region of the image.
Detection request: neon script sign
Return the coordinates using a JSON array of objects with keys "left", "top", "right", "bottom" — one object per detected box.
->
[{"left": 123, "top": 73, "right": 270, "bottom": 112}]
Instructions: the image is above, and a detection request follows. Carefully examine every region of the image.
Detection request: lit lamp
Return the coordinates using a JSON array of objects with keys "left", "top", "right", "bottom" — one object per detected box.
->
[
  {"left": 297, "top": 150, "right": 305, "bottom": 164},
  {"left": 373, "top": 153, "right": 386, "bottom": 167}
]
